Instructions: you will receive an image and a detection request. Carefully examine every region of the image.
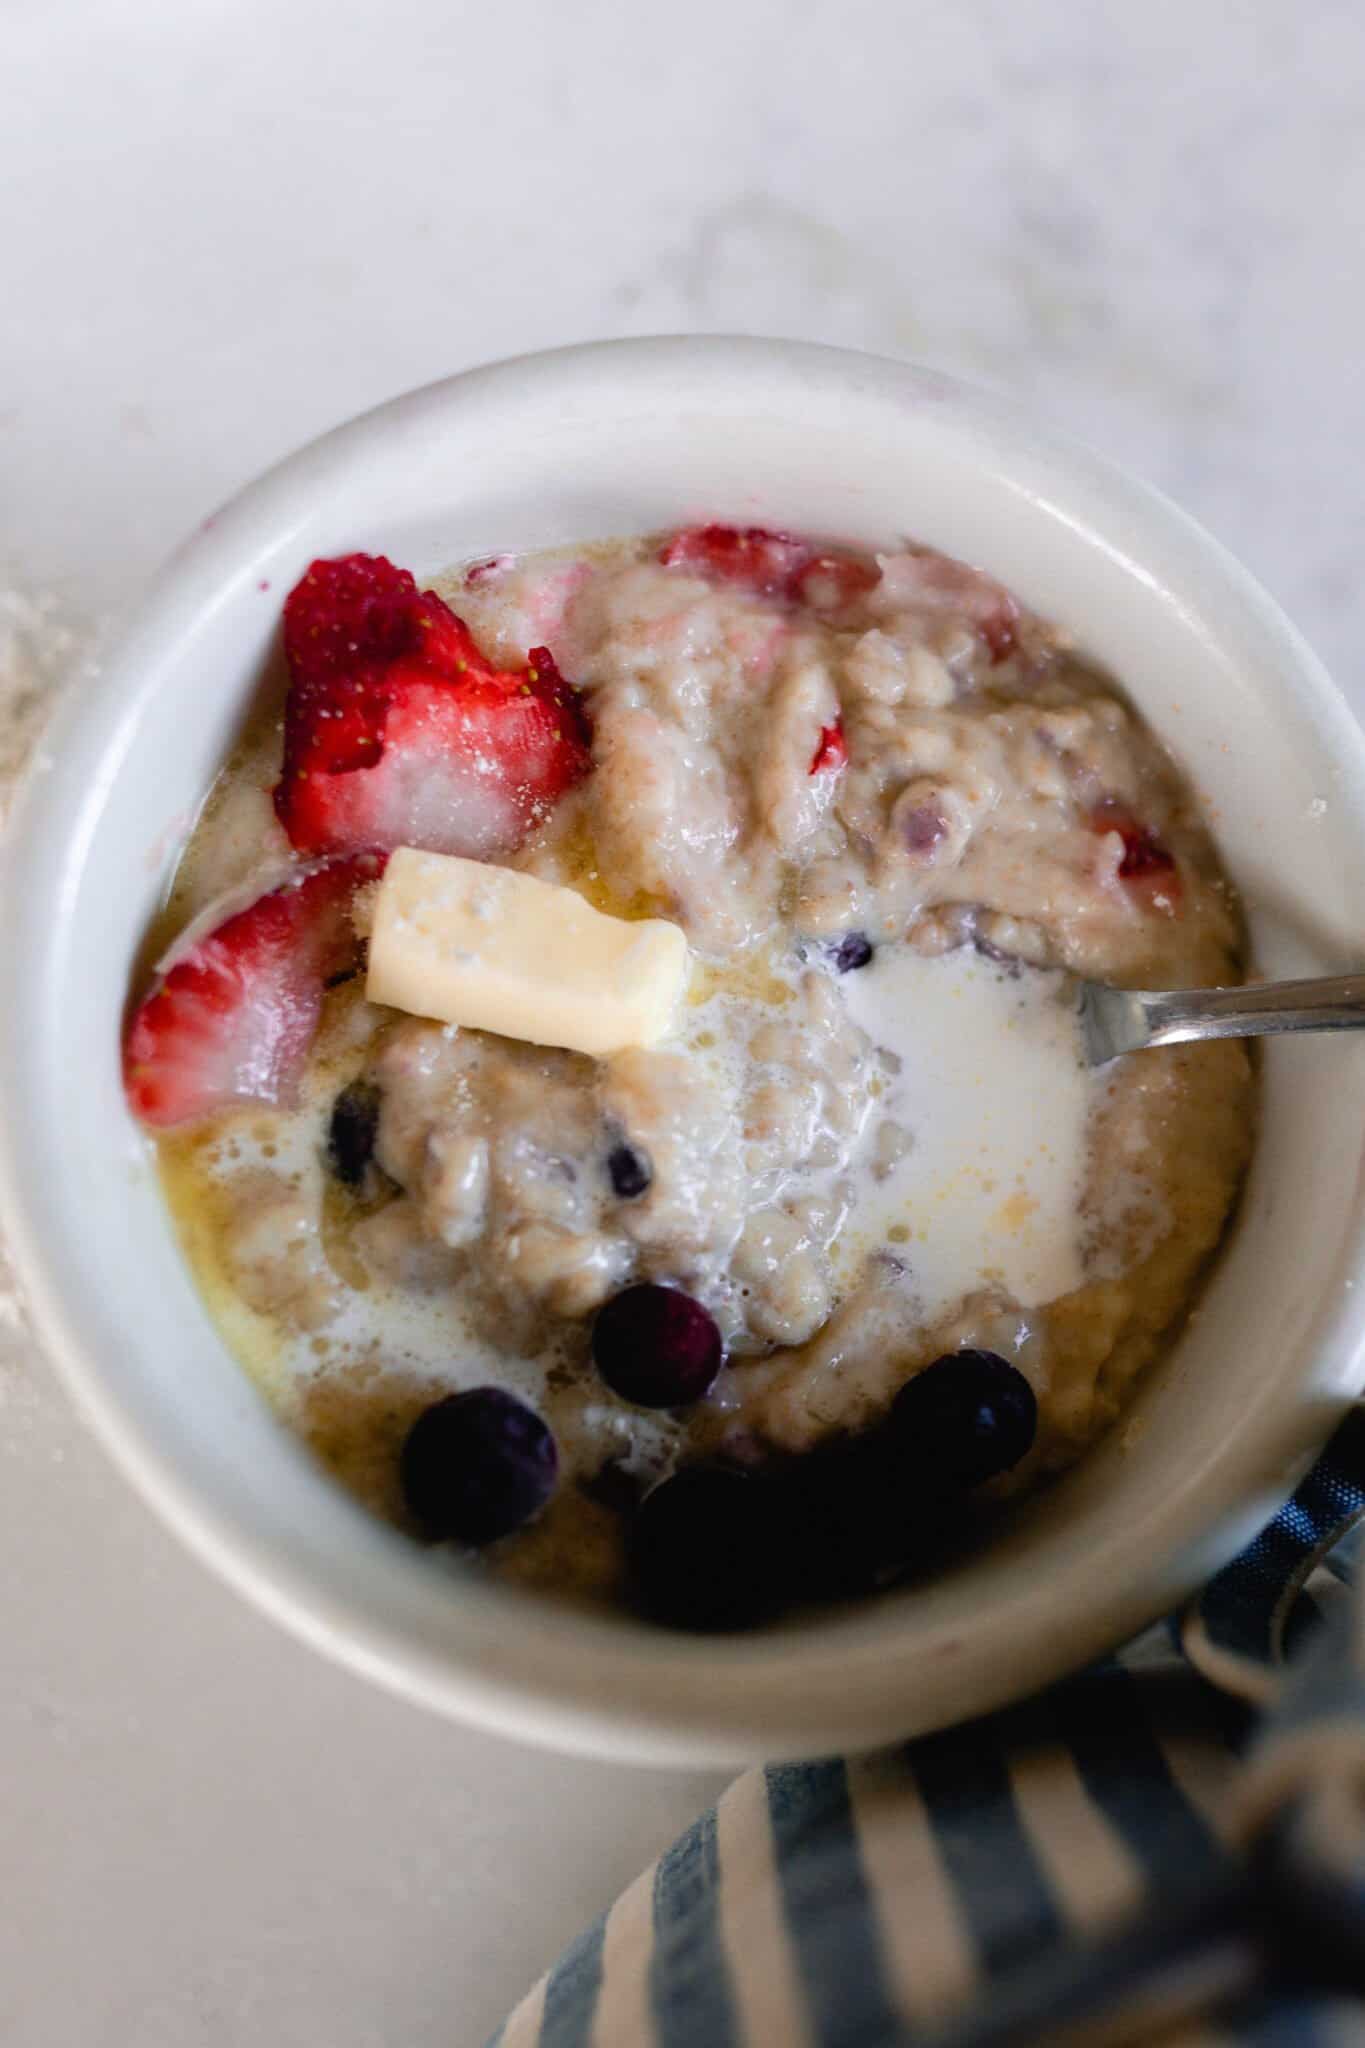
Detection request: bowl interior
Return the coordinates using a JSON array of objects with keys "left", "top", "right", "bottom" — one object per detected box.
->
[{"left": 5, "top": 339, "right": 1365, "bottom": 1764}]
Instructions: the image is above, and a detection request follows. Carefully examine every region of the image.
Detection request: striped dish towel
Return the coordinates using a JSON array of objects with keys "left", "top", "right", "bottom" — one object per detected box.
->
[{"left": 491, "top": 1409, "right": 1365, "bottom": 2048}]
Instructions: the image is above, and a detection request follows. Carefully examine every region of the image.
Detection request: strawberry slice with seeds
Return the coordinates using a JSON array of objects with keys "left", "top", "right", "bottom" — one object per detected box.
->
[
  {"left": 274, "top": 554, "right": 592, "bottom": 860},
  {"left": 658, "top": 524, "right": 813, "bottom": 597},
  {"left": 282, "top": 552, "right": 478, "bottom": 689},
  {"left": 277, "top": 655, "right": 589, "bottom": 860},
  {"left": 124, "top": 854, "right": 383, "bottom": 1128}
]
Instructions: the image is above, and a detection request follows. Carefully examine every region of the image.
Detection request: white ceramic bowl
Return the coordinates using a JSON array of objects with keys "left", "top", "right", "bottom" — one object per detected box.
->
[{"left": 4, "top": 338, "right": 1365, "bottom": 1766}]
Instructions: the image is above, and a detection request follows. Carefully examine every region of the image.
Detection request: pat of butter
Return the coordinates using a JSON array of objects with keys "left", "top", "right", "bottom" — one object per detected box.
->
[{"left": 366, "top": 847, "right": 689, "bottom": 1055}]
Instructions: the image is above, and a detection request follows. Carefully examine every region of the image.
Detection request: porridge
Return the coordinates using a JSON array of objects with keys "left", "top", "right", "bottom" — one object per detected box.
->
[{"left": 124, "top": 525, "right": 1254, "bottom": 1627}]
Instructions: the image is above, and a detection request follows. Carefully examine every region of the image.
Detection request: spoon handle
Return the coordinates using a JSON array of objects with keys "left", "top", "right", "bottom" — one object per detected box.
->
[{"left": 1081, "top": 974, "right": 1365, "bottom": 1063}]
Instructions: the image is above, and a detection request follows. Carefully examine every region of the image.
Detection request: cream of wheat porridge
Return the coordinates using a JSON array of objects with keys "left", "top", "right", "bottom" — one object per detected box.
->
[{"left": 128, "top": 526, "right": 1254, "bottom": 1625}]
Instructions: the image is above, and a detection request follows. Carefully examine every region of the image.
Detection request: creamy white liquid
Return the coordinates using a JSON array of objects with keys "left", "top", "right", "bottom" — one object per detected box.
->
[
  {"left": 189, "top": 941, "right": 1095, "bottom": 1424},
  {"left": 837, "top": 948, "right": 1096, "bottom": 1317}
]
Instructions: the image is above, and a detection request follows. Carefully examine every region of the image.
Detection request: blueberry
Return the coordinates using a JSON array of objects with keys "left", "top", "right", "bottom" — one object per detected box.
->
[
  {"left": 772, "top": 1430, "right": 960, "bottom": 1599},
  {"left": 629, "top": 1466, "right": 781, "bottom": 1629},
  {"left": 607, "top": 1142, "right": 652, "bottom": 1200},
  {"left": 399, "top": 1388, "right": 558, "bottom": 1544},
  {"left": 770, "top": 1436, "right": 895, "bottom": 1599},
  {"left": 327, "top": 1080, "right": 380, "bottom": 1186},
  {"left": 592, "top": 1284, "right": 723, "bottom": 1408},
  {"left": 830, "top": 931, "right": 874, "bottom": 973},
  {"left": 890, "top": 1350, "right": 1037, "bottom": 1489}
]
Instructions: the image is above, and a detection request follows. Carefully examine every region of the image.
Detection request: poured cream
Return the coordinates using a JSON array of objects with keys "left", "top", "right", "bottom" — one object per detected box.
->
[{"left": 837, "top": 948, "right": 1096, "bottom": 1316}]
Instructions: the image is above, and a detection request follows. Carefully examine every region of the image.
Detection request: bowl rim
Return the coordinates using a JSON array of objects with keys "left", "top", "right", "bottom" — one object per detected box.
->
[{"left": 5, "top": 334, "right": 1365, "bottom": 1765}]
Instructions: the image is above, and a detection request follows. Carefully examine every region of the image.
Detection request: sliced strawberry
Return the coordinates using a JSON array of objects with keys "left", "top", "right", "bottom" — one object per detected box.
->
[
  {"left": 1090, "top": 803, "right": 1180, "bottom": 888},
  {"left": 978, "top": 608, "right": 1018, "bottom": 664},
  {"left": 124, "top": 854, "right": 383, "bottom": 1128},
  {"left": 810, "top": 721, "right": 848, "bottom": 774},
  {"left": 276, "top": 657, "right": 589, "bottom": 860},
  {"left": 879, "top": 548, "right": 1020, "bottom": 664},
  {"left": 791, "top": 553, "right": 881, "bottom": 610},
  {"left": 659, "top": 524, "right": 882, "bottom": 611},
  {"left": 273, "top": 555, "right": 592, "bottom": 860},
  {"left": 658, "top": 524, "right": 812, "bottom": 597},
  {"left": 525, "top": 645, "right": 593, "bottom": 753},
  {"left": 283, "top": 553, "right": 474, "bottom": 689},
  {"left": 1115, "top": 825, "right": 1176, "bottom": 881}
]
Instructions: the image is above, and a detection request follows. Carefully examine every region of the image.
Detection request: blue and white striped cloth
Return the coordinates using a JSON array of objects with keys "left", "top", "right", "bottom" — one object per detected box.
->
[{"left": 491, "top": 1410, "right": 1365, "bottom": 2048}]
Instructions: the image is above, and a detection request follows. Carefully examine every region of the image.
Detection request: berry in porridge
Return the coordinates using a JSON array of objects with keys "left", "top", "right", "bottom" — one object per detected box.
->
[
  {"left": 889, "top": 1351, "right": 1038, "bottom": 1490},
  {"left": 400, "top": 1388, "right": 558, "bottom": 1545},
  {"left": 126, "top": 527, "right": 1254, "bottom": 1625},
  {"left": 628, "top": 1464, "right": 782, "bottom": 1631},
  {"left": 592, "top": 1285, "right": 725, "bottom": 1409}
]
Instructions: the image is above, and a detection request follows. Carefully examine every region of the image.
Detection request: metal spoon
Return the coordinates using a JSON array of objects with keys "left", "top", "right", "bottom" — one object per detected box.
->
[{"left": 1078, "top": 973, "right": 1365, "bottom": 1067}]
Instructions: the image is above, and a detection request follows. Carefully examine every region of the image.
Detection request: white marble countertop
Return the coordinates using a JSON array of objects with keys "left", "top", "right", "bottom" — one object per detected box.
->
[{"left": 3, "top": 3, "right": 1363, "bottom": 2041}]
